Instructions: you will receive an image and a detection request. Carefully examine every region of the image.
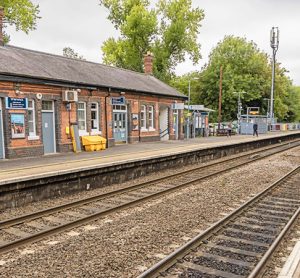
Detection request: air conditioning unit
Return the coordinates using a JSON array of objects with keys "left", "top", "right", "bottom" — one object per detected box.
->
[{"left": 63, "top": 90, "right": 78, "bottom": 102}]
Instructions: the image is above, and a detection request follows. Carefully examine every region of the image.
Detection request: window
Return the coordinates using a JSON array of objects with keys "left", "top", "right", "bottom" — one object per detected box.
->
[
  {"left": 113, "top": 105, "right": 126, "bottom": 111},
  {"left": 42, "top": 100, "right": 53, "bottom": 111},
  {"left": 28, "top": 100, "right": 36, "bottom": 136},
  {"left": 140, "top": 105, "right": 146, "bottom": 129},
  {"left": 148, "top": 106, "right": 154, "bottom": 129},
  {"left": 77, "top": 102, "right": 86, "bottom": 133},
  {"left": 90, "top": 102, "right": 99, "bottom": 132}
]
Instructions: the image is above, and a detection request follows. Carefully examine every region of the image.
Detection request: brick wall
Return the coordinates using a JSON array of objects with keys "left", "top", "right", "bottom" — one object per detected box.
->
[{"left": 0, "top": 81, "right": 185, "bottom": 158}]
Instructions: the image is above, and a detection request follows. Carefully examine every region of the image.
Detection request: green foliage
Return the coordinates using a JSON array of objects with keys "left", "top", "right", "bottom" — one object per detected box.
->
[
  {"left": 187, "top": 36, "right": 292, "bottom": 122},
  {"left": 283, "top": 86, "right": 300, "bottom": 122},
  {"left": 169, "top": 71, "right": 200, "bottom": 102},
  {"left": 100, "top": 0, "right": 204, "bottom": 81},
  {"left": 62, "top": 47, "right": 86, "bottom": 60},
  {"left": 0, "top": 0, "right": 40, "bottom": 43}
]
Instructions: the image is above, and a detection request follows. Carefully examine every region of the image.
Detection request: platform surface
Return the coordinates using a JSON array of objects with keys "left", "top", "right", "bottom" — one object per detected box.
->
[{"left": 0, "top": 131, "right": 299, "bottom": 184}]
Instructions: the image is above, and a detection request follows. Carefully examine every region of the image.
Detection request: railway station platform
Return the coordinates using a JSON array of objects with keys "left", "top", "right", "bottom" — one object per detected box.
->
[{"left": 0, "top": 130, "right": 300, "bottom": 209}]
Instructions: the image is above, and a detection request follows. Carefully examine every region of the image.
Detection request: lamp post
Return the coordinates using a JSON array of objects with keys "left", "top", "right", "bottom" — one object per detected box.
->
[
  {"left": 187, "top": 77, "right": 199, "bottom": 139},
  {"left": 270, "top": 27, "right": 279, "bottom": 125},
  {"left": 233, "top": 91, "right": 246, "bottom": 134}
]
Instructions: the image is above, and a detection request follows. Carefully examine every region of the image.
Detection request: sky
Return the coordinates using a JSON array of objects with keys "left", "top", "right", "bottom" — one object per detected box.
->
[{"left": 6, "top": 0, "right": 300, "bottom": 85}]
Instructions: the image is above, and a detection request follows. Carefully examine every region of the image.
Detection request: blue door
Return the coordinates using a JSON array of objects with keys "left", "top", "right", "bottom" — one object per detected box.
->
[
  {"left": 113, "top": 112, "right": 127, "bottom": 143},
  {"left": 0, "top": 106, "right": 4, "bottom": 159},
  {"left": 42, "top": 112, "right": 55, "bottom": 154}
]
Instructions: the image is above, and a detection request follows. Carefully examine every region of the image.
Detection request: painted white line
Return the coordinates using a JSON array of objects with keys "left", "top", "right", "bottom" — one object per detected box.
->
[{"left": 278, "top": 241, "right": 300, "bottom": 278}]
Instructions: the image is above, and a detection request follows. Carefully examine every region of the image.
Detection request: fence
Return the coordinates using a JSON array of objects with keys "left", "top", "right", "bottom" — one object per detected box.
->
[
  {"left": 270, "top": 123, "right": 300, "bottom": 131},
  {"left": 209, "top": 122, "right": 300, "bottom": 136}
]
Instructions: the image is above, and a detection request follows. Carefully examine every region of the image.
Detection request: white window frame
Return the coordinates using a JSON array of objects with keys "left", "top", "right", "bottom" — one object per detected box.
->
[
  {"left": 28, "top": 99, "right": 39, "bottom": 140},
  {"left": 77, "top": 102, "right": 88, "bottom": 136},
  {"left": 148, "top": 105, "right": 155, "bottom": 130},
  {"left": 90, "top": 102, "right": 100, "bottom": 135},
  {"left": 140, "top": 105, "right": 147, "bottom": 130}
]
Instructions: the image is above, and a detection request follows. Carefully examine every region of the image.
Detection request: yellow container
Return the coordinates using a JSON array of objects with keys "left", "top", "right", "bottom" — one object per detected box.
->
[
  {"left": 85, "top": 145, "right": 95, "bottom": 152},
  {"left": 96, "top": 145, "right": 102, "bottom": 151},
  {"left": 81, "top": 136, "right": 102, "bottom": 146},
  {"left": 82, "top": 136, "right": 107, "bottom": 152}
]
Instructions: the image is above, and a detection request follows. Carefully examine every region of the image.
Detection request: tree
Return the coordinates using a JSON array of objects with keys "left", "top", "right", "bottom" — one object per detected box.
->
[
  {"left": 62, "top": 47, "right": 86, "bottom": 60},
  {"left": 100, "top": 0, "right": 204, "bottom": 81},
  {"left": 0, "top": 0, "right": 40, "bottom": 43},
  {"left": 192, "top": 36, "right": 292, "bottom": 121},
  {"left": 169, "top": 71, "right": 201, "bottom": 103},
  {"left": 283, "top": 86, "right": 300, "bottom": 122}
]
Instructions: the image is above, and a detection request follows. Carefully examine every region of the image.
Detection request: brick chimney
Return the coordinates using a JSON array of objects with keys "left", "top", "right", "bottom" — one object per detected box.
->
[
  {"left": 143, "top": 51, "right": 154, "bottom": 75},
  {"left": 0, "top": 7, "right": 4, "bottom": 46}
]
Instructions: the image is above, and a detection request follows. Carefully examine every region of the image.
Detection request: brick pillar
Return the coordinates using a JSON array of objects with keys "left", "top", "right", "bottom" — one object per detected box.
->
[
  {"left": 0, "top": 7, "right": 4, "bottom": 46},
  {"left": 143, "top": 51, "right": 154, "bottom": 75}
]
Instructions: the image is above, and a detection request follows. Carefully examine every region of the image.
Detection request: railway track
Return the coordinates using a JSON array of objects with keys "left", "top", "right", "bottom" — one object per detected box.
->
[
  {"left": 0, "top": 140, "right": 299, "bottom": 255},
  {"left": 139, "top": 166, "right": 300, "bottom": 278}
]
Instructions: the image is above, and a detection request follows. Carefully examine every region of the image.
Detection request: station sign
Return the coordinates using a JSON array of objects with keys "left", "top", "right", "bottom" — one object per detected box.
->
[
  {"left": 5, "top": 97, "right": 28, "bottom": 109},
  {"left": 111, "top": 96, "right": 125, "bottom": 105},
  {"left": 171, "top": 103, "right": 184, "bottom": 110},
  {"left": 188, "top": 105, "right": 204, "bottom": 110}
]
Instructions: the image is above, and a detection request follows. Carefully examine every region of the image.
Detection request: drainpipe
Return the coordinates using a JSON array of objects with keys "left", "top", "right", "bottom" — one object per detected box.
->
[{"left": 104, "top": 88, "right": 110, "bottom": 148}]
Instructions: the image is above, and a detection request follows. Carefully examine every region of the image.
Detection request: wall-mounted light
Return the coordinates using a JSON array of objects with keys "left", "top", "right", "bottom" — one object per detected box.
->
[
  {"left": 120, "top": 91, "right": 126, "bottom": 95},
  {"left": 14, "top": 83, "right": 21, "bottom": 94}
]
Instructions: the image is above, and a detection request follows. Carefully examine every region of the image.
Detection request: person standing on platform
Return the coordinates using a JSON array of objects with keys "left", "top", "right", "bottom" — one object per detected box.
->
[
  {"left": 227, "top": 122, "right": 232, "bottom": 137},
  {"left": 253, "top": 122, "right": 258, "bottom": 137}
]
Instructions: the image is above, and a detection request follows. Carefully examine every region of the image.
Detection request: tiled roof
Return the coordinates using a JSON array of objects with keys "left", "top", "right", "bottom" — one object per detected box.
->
[{"left": 0, "top": 45, "right": 187, "bottom": 99}]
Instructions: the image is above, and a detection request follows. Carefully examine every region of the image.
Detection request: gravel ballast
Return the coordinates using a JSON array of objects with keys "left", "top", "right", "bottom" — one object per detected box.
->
[{"left": 0, "top": 147, "right": 299, "bottom": 277}]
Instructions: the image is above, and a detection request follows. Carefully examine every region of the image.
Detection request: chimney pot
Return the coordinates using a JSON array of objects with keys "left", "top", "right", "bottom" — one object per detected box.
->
[
  {"left": 0, "top": 7, "right": 4, "bottom": 46},
  {"left": 143, "top": 51, "right": 154, "bottom": 75}
]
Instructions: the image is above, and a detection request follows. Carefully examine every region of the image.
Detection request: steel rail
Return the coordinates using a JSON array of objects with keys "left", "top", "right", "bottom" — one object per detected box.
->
[
  {"left": 138, "top": 166, "right": 300, "bottom": 278},
  {"left": 1, "top": 140, "right": 299, "bottom": 229},
  {"left": 248, "top": 207, "right": 300, "bottom": 278},
  {"left": 0, "top": 141, "right": 299, "bottom": 255}
]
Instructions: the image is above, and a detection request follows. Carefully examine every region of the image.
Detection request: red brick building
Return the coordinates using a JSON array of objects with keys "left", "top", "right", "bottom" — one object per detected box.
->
[{"left": 0, "top": 40, "right": 186, "bottom": 159}]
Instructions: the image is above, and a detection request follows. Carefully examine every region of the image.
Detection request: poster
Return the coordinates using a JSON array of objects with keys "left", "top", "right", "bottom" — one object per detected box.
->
[
  {"left": 11, "top": 114, "right": 25, "bottom": 138},
  {"left": 132, "top": 113, "right": 139, "bottom": 131}
]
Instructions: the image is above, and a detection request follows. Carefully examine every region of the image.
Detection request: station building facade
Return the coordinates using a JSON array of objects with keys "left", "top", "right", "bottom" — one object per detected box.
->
[{"left": 0, "top": 45, "right": 187, "bottom": 159}]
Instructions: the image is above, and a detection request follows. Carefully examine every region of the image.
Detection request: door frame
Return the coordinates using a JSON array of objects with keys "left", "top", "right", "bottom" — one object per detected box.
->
[
  {"left": 112, "top": 104, "right": 128, "bottom": 143},
  {"left": 159, "top": 106, "right": 169, "bottom": 141},
  {"left": 42, "top": 100, "right": 56, "bottom": 154},
  {"left": 173, "top": 109, "right": 179, "bottom": 140},
  {"left": 0, "top": 100, "right": 5, "bottom": 159}
]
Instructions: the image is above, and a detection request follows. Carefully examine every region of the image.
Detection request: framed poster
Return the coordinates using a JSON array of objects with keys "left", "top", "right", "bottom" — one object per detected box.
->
[
  {"left": 132, "top": 113, "right": 139, "bottom": 131},
  {"left": 11, "top": 113, "right": 25, "bottom": 138}
]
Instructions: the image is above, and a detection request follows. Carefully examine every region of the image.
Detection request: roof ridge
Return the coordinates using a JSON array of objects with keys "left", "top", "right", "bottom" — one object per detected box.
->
[{"left": 5, "top": 44, "right": 151, "bottom": 78}]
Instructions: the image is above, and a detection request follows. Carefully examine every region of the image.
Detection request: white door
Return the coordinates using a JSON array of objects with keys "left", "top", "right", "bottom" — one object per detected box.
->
[
  {"left": 159, "top": 107, "right": 169, "bottom": 141},
  {"left": 173, "top": 109, "right": 179, "bottom": 140}
]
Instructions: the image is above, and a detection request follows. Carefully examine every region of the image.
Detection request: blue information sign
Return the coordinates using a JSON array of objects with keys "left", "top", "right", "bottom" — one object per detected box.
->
[
  {"left": 111, "top": 96, "right": 125, "bottom": 105},
  {"left": 5, "top": 97, "right": 28, "bottom": 109}
]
